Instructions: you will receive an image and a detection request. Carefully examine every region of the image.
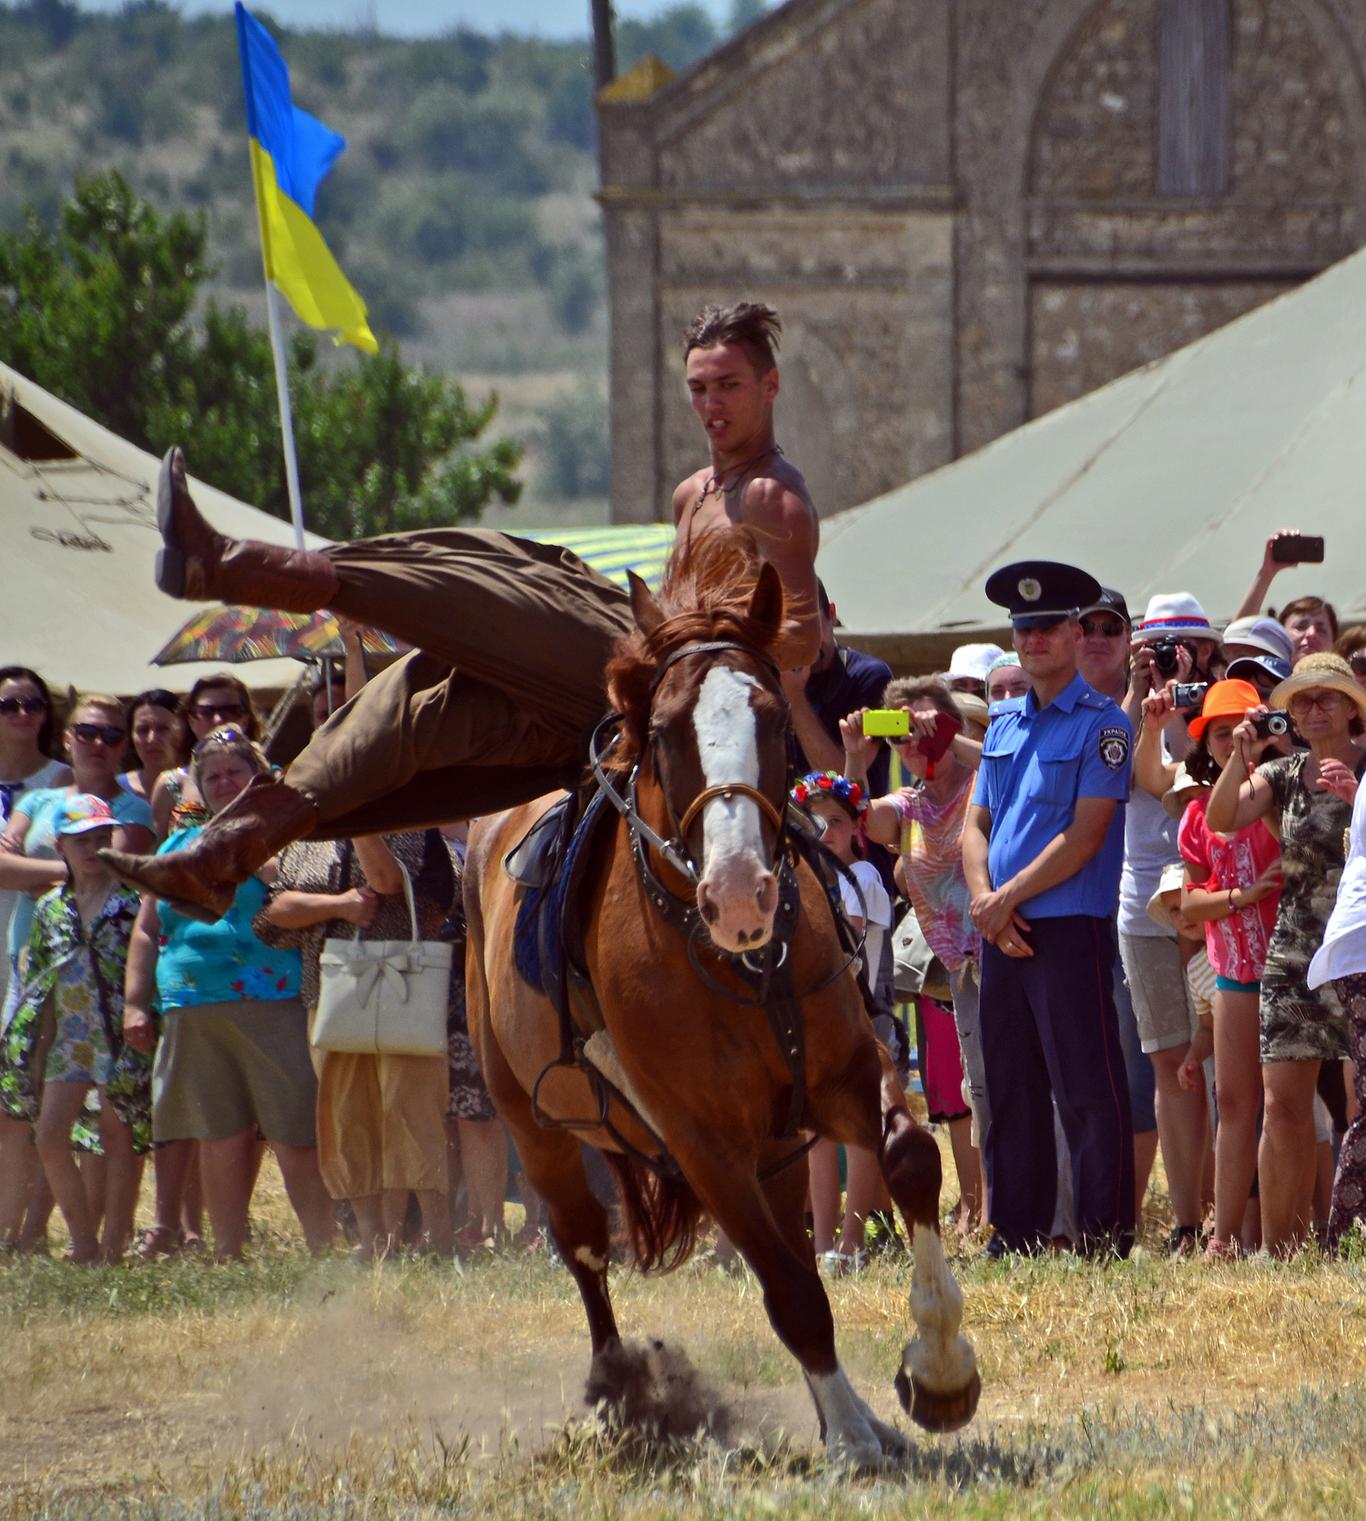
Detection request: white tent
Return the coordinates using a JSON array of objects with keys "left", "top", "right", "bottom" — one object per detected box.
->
[
  {"left": 818, "top": 247, "right": 1366, "bottom": 670},
  {"left": 1, "top": 360, "right": 326, "bottom": 696}
]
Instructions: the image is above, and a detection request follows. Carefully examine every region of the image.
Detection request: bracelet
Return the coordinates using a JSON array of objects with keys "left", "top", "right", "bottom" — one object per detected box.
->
[{"left": 1229, "top": 888, "right": 1240, "bottom": 913}]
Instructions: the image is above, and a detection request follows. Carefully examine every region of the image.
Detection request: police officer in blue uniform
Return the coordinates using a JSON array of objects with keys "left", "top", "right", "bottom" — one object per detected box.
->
[{"left": 962, "top": 561, "right": 1136, "bottom": 1256}]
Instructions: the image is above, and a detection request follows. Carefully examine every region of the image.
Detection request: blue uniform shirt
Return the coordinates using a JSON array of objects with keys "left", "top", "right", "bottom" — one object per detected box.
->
[{"left": 971, "top": 673, "right": 1131, "bottom": 920}]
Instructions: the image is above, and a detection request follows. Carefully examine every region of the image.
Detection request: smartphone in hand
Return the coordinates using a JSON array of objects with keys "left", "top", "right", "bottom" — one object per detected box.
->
[{"left": 1271, "top": 534, "right": 1325, "bottom": 565}]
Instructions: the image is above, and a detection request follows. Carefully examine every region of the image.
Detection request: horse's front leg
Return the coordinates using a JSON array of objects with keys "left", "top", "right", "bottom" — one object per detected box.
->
[
  {"left": 876, "top": 1054, "right": 981, "bottom": 1433},
  {"left": 687, "top": 1142, "right": 903, "bottom": 1468}
]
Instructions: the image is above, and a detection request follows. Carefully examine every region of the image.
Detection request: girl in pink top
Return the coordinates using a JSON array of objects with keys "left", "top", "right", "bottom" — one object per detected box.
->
[{"left": 1175, "top": 680, "right": 1284, "bottom": 1258}]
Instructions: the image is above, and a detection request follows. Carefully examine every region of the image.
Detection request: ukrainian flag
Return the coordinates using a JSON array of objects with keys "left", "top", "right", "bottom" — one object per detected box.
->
[{"left": 235, "top": 2, "right": 377, "bottom": 354}]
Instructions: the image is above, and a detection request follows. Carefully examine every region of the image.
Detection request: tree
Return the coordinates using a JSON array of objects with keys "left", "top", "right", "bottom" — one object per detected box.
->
[{"left": 0, "top": 171, "right": 522, "bottom": 536}]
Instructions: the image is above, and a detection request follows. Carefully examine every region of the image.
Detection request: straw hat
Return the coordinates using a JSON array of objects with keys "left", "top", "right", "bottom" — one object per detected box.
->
[
  {"left": 950, "top": 692, "right": 990, "bottom": 731},
  {"left": 1269, "top": 652, "right": 1366, "bottom": 722}
]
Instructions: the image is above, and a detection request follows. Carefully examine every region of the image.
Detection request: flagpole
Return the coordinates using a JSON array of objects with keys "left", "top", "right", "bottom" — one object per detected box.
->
[
  {"left": 238, "top": 4, "right": 307, "bottom": 553},
  {"left": 264, "top": 282, "right": 308, "bottom": 551}
]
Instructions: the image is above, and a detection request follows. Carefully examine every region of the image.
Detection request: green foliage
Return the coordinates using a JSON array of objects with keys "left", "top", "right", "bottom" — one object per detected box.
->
[
  {"left": 0, "top": 171, "right": 211, "bottom": 444},
  {"left": 728, "top": 0, "right": 769, "bottom": 31},
  {"left": 0, "top": 170, "right": 522, "bottom": 536},
  {"left": 537, "top": 384, "right": 610, "bottom": 499},
  {"left": 617, "top": 5, "right": 720, "bottom": 73},
  {"left": 289, "top": 340, "right": 522, "bottom": 540}
]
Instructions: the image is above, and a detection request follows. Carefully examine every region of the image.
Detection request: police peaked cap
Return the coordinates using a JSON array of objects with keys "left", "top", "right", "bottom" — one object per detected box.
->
[{"left": 985, "top": 560, "right": 1103, "bottom": 629}]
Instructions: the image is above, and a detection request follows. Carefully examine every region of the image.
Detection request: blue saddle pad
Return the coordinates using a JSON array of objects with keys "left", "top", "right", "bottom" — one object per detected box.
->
[{"left": 513, "top": 788, "right": 610, "bottom": 995}]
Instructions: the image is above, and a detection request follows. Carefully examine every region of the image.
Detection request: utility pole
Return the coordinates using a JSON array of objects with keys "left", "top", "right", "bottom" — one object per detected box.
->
[{"left": 590, "top": 0, "right": 616, "bottom": 92}]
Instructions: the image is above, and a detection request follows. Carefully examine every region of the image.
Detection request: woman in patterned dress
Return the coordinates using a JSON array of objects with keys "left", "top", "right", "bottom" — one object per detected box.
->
[
  {"left": 9, "top": 796, "right": 142, "bottom": 1262},
  {"left": 0, "top": 694, "right": 152, "bottom": 1251},
  {"left": 1207, "top": 652, "right": 1366, "bottom": 1255}
]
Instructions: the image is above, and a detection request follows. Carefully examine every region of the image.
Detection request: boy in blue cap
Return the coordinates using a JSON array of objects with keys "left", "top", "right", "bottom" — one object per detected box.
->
[{"left": 961, "top": 561, "right": 1136, "bottom": 1257}]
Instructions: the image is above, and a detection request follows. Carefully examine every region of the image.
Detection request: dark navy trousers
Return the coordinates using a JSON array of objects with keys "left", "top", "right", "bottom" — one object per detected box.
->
[{"left": 980, "top": 915, "right": 1135, "bottom": 1254}]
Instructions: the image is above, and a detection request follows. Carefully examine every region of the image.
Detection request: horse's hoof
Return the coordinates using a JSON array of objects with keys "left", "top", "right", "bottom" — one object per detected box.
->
[{"left": 895, "top": 1367, "right": 981, "bottom": 1434}]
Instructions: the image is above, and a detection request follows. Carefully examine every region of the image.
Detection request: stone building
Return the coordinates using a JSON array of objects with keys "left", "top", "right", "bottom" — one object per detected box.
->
[{"left": 596, "top": 0, "right": 1366, "bottom": 522}]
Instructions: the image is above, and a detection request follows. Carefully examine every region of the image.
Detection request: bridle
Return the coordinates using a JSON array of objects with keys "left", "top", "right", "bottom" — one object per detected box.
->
[
  {"left": 578, "top": 633, "right": 871, "bottom": 1152},
  {"left": 590, "top": 639, "right": 790, "bottom": 890}
]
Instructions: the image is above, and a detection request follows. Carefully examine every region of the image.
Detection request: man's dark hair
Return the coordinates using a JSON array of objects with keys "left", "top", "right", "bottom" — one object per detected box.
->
[{"left": 683, "top": 301, "right": 782, "bottom": 374}]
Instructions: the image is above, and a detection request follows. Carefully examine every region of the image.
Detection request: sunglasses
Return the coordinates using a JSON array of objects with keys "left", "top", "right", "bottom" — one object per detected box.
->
[
  {"left": 70, "top": 722, "right": 126, "bottom": 746},
  {"left": 192, "top": 726, "right": 248, "bottom": 756},
  {"left": 1350, "top": 654, "right": 1366, "bottom": 676},
  {"left": 1080, "top": 618, "right": 1126, "bottom": 639},
  {"left": 190, "top": 701, "right": 247, "bottom": 721},
  {"left": 0, "top": 696, "right": 47, "bottom": 716},
  {"left": 1288, "top": 692, "right": 1343, "bottom": 716}
]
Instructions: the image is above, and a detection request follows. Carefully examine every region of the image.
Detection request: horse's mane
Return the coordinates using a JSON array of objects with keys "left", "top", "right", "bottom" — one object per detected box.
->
[{"left": 605, "top": 524, "right": 794, "bottom": 764}]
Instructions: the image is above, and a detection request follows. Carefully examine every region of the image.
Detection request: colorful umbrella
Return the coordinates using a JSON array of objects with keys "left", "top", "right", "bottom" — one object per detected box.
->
[{"left": 152, "top": 606, "right": 406, "bottom": 667}]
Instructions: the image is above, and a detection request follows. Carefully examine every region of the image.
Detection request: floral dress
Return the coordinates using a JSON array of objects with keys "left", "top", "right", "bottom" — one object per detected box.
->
[
  {"left": 0, "top": 882, "right": 153, "bottom": 1150},
  {"left": 1255, "top": 750, "right": 1364, "bottom": 1062}
]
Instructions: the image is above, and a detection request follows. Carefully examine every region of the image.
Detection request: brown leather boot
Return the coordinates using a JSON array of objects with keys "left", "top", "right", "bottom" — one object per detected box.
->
[
  {"left": 99, "top": 772, "right": 318, "bottom": 922},
  {"left": 155, "top": 446, "right": 339, "bottom": 611}
]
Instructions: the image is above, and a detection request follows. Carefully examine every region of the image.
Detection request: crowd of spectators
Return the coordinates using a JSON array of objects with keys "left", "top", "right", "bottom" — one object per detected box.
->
[
  {"left": 0, "top": 628, "right": 530, "bottom": 1263},
  {"left": 2, "top": 528, "right": 1364, "bottom": 1267},
  {"left": 797, "top": 534, "right": 1366, "bottom": 1263}
]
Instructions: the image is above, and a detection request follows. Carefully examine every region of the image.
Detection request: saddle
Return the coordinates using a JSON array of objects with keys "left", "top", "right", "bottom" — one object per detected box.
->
[{"left": 504, "top": 787, "right": 611, "bottom": 1027}]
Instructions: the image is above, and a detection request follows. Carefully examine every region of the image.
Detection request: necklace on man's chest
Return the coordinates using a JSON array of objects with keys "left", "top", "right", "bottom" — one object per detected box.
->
[{"left": 694, "top": 444, "right": 783, "bottom": 512}]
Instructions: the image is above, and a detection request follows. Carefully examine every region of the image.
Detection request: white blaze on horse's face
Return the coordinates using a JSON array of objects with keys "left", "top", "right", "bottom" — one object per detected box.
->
[{"left": 691, "top": 664, "right": 780, "bottom": 952}]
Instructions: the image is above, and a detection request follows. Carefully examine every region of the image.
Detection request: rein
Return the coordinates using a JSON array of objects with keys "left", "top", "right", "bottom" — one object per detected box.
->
[{"left": 585, "top": 638, "right": 869, "bottom": 1143}]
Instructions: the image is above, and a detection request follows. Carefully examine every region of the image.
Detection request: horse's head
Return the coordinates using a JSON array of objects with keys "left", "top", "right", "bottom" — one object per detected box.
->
[{"left": 628, "top": 562, "right": 789, "bottom": 954}]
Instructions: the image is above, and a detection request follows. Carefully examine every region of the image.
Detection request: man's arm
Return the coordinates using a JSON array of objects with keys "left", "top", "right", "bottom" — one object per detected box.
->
[
  {"left": 784, "top": 677, "right": 843, "bottom": 772},
  {"left": 741, "top": 476, "right": 820, "bottom": 667},
  {"left": 961, "top": 802, "right": 993, "bottom": 900},
  {"left": 963, "top": 801, "right": 1032, "bottom": 951},
  {"left": 1235, "top": 531, "right": 1301, "bottom": 619}
]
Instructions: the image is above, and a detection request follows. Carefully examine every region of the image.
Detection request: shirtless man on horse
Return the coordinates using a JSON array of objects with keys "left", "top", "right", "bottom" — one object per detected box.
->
[{"left": 102, "top": 301, "right": 821, "bottom": 923}]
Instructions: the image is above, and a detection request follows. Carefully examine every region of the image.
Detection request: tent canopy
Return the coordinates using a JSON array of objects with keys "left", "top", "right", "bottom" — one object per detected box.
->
[
  {"left": 818, "top": 247, "right": 1366, "bottom": 671},
  {"left": 1, "top": 360, "right": 327, "bottom": 696}
]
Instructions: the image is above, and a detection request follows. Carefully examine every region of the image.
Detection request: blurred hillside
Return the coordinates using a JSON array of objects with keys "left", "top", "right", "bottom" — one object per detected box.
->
[{"left": 0, "top": 0, "right": 762, "bottom": 524}]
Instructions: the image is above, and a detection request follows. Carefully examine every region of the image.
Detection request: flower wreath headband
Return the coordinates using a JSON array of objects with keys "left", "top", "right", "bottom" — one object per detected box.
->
[{"left": 790, "top": 770, "right": 868, "bottom": 818}]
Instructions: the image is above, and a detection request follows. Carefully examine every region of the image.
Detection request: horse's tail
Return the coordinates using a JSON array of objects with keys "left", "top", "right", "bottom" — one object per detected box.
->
[{"left": 601, "top": 1152, "right": 704, "bottom": 1274}]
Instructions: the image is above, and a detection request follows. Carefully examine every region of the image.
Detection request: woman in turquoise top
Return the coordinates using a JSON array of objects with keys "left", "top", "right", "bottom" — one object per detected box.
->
[{"left": 123, "top": 727, "right": 332, "bottom": 1261}]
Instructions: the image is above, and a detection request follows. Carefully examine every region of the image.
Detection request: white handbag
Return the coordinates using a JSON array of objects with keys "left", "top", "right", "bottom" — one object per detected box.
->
[{"left": 313, "top": 863, "right": 452, "bottom": 1057}]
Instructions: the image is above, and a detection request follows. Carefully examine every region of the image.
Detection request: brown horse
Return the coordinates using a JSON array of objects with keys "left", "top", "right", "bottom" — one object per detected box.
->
[{"left": 463, "top": 532, "right": 979, "bottom": 1464}]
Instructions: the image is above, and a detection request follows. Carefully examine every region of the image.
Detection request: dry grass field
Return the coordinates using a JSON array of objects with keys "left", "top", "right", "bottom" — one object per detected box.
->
[{"left": 6, "top": 1152, "right": 1366, "bottom": 1521}]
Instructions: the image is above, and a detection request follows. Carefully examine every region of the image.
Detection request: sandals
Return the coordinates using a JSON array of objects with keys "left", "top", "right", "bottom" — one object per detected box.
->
[
  {"left": 1166, "top": 1224, "right": 1203, "bottom": 1257},
  {"left": 134, "top": 1225, "right": 182, "bottom": 1261},
  {"left": 818, "top": 1248, "right": 867, "bottom": 1278}
]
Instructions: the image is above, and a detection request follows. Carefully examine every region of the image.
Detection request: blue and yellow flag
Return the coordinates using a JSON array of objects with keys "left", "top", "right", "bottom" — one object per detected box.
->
[{"left": 235, "top": 2, "right": 377, "bottom": 354}]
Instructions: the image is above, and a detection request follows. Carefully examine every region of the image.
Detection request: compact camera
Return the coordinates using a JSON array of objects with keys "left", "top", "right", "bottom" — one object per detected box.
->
[
  {"left": 1151, "top": 640, "right": 1185, "bottom": 677},
  {"left": 1252, "top": 710, "right": 1291, "bottom": 739},
  {"left": 1172, "top": 683, "right": 1209, "bottom": 712}
]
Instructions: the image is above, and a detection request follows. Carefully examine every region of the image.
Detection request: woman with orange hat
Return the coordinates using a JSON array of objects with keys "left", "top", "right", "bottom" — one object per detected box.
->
[
  {"left": 1207, "top": 653, "right": 1366, "bottom": 1256},
  {"left": 1173, "top": 680, "right": 1284, "bottom": 1257}
]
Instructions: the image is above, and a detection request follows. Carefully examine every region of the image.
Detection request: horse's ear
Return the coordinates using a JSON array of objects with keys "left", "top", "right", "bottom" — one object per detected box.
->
[
  {"left": 748, "top": 560, "right": 785, "bottom": 640},
  {"left": 628, "top": 571, "right": 665, "bottom": 637}
]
